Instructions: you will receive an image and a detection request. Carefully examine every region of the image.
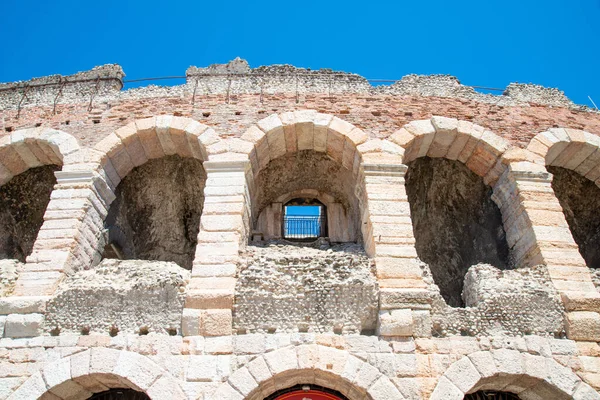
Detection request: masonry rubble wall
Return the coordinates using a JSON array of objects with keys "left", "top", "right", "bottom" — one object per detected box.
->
[
  {"left": 234, "top": 241, "right": 378, "bottom": 335},
  {"left": 425, "top": 263, "right": 566, "bottom": 338},
  {"left": 45, "top": 259, "right": 190, "bottom": 335}
]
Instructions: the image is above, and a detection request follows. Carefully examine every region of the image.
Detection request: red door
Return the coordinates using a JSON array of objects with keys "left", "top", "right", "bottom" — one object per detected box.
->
[{"left": 274, "top": 389, "right": 344, "bottom": 400}]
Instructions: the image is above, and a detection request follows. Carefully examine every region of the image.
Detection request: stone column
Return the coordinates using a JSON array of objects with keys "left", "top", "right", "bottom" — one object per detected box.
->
[
  {"left": 182, "top": 160, "right": 250, "bottom": 337},
  {"left": 361, "top": 163, "right": 432, "bottom": 338},
  {"left": 11, "top": 170, "right": 112, "bottom": 297},
  {"left": 494, "top": 161, "right": 600, "bottom": 341}
]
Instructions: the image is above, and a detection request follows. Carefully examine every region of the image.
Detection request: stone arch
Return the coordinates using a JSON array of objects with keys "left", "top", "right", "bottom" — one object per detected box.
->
[
  {"left": 240, "top": 110, "right": 368, "bottom": 178},
  {"left": 239, "top": 111, "right": 402, "bottom": 244},
  {"left": 92, "top": 115, "right": 221, "bottom": 191},
  {"left": 0, "top": 126, "right": 80, "bottom": 186},
  {"left": 391, "top": 116, "right": 509, "bottom": 186},
  {"left": 527, "top": 127, "right": 600, "bottom": 184},
  {"left": 0, "top": 127, "right": 80, "bottom": 262},
  {"left": 391, "top": 117, "right": 512, "bottom": 307},
  {"left": 430, "top": 349, "right": 598, "bottom": 400},
  {"left": 87, "top": 116, "right": 227, "bottom": 269},
  {"left": 9, "top": 348, "right": 186, "bottom": 400},
  {"left": 210, "top": 344, "right": 403, "bottom": 400}
]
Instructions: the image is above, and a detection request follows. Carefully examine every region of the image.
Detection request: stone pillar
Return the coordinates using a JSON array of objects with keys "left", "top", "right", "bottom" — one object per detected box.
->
[
  {"left": 11, "top": 171, "right": 112, "bottom": 296},
  {"left": 327, "top": 202, "right": 354, "bottom": 242},
  {"left": 494, "top": 161, "right": 600, "bottom": 341},
  {"left": 183, "top": 160, "right": 250, "bottom": 337},
  {"left": 257, "top": 202, "right": 282, "bottom": 239},
  {"left": 361, "top": 163, "right": 432, "bottom": 338}
]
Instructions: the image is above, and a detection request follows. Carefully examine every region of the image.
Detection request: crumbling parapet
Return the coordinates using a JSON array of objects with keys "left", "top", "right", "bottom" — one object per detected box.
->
[
  {"left": 0, "top": 64, "right": 124, "bottom": 111},
  {"left": 426, "top": 263, "right": 566, "bottom": 337},
  {"left": 0, "top": 59, "right": 591, "bottom": 111}
]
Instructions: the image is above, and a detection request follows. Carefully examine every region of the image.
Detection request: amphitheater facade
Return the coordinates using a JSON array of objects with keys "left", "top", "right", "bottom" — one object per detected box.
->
[{"left": 0, "top": 59, "right": 600, "bottom": 399}]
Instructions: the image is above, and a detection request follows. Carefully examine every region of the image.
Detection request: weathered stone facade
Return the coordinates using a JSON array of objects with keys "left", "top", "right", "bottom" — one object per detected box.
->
[{"left": 1, "top": 59, "right": 600, "bottom": 399}]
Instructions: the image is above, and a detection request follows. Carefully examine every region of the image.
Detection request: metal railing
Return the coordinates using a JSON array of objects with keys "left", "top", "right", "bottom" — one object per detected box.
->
[{"left": 283, "top": 215, "right": 326, "bottom": 240}]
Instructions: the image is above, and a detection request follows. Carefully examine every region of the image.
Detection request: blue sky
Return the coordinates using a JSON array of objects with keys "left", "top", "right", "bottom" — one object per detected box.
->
[{"left": 1, "top": 0, "right": 599, "bottom": 106}]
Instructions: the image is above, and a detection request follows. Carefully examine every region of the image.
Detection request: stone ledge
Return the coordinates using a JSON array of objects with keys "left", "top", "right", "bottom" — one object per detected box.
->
[{"left": 0, "top": 296, "right": 50, "bottom": 315}]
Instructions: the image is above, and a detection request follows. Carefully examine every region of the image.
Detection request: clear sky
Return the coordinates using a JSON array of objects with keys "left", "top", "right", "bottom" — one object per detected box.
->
[{"left": 1, "top": 0, "right": 599, "bottom": 106}]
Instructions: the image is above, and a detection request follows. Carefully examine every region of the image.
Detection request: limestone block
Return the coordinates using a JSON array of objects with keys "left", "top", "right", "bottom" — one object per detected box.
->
[
  {"left": 114, "top": 351, "right": 163, "bottom": 390},
  {"left": 147, "top": 376, "right": 187, "bottom": 400},
  {"left": 264, "top": 347, "right": 298, "bottom": 375},
  {"left": 234, "top": 334, "right": 266, "bottom": 354},
  {"left": 573, "top": 383, "right": 600, "bottom": 400},
  {"left": 378, "top": 309, "right": 413, "bottom": 337},
  {"left": 566, "top": 311, "right": 600, "bottom": 341},
  {"left": 201, "top": 309, "right": 232, "bottom": 336},
  {"left": 561, "top": 291, "right": 600, "bottom": 312},
  {"left": 3, "top": 313, "right": 43, "bottom": 338},
  {"left": 228, "top": 367, "right": 259, "bottom": 397},
  {"left": 369, "top": 377, "right": 403, "bottom": 400},
  {"left": 411, "top": 310, "right": 433, "bottom": 338},
  {"left": 89, "top": 347, "right": 120, "bottom": 374},
  {"left": 326, "top": 128, "right": 345, "bottom": 163},
  {"left": 182, "top": 309, "right": 202, "bottom": 336},
  {"left": 467, "top": 351, "right": 498, "bottom": 379},
  {"left": 247, "top": 356, "right": 273, "bottom": 384},
  {"left": 444, "top": 357, "right": 481, "bottom": 393},
  {"left": 42, "top": 357, "right": 71, "bottom": 391},
  {"left": 209, "top": 383, "right": 244, "bottom": 400},
  {"left": 6, "top": 372, "right": 47, "bottom": 400}
]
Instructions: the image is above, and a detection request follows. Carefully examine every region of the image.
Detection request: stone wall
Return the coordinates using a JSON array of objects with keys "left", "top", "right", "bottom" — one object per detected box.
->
[
  {"left": 45, "top": 259, "right": 189, "bottom": 335},
  {"left": 234, "top": 241, "right": 378, "bottom": 335},
  {"left": 426, "top": 263, "right": 566, "bottom": 337},
  {"left": 1, "top": 62, "right": 600, "bottom": 399}
]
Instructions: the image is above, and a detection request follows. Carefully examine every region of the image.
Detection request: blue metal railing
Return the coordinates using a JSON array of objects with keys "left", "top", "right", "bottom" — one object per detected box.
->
[{"left": 283, "top": 215, "right": 326, "bottom": 240}]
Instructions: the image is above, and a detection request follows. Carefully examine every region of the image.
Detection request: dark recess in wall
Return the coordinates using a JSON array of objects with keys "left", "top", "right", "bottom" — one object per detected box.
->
[{"left": 405, "top": 157, "right": 511, "bottom": 307}]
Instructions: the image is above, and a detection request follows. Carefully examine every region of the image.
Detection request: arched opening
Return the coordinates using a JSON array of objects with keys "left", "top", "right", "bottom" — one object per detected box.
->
[
  {"left": 548, "top": 166, "right": 600, "bottom": 269},
  {"left": 405, "top": 157, "right": 510, "bottom": 307},
  {"left": 88, "top": 389, "right": 150, "bottom": 400},
  {"left": 283, "top": 198, "right": 327, "bottom": 240},
  {"left": 102, "top": 154, "right": 206, "bottom": 270},
  {"left": 253, "top": 150, "right": 360, "bottom": 243},
  {"left": 266, "top": 384, "right": 348, "bottom": 400},
  {"left": 234, "top": 112, "right": 378, "bottom": 334},
  {"left": 0, "top": 164, "right": 59, "bottom": 262}
]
